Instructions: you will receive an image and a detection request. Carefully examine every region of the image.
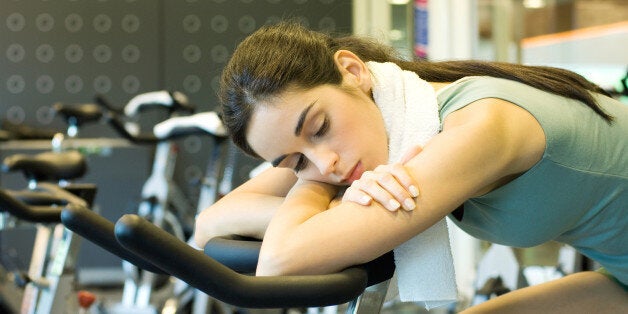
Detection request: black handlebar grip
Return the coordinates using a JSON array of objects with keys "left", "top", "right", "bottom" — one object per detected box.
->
[
  {"left": 94, "top": 94, "right": 124, "bottom": 115},
  {"left": 105, "top": 112, "right": 159, "bottom": 144},
  {"left": 94, "top": 95, "right": 159, "bottom": 144},
  {"left": 204, "top": 235, "right": 261, "bottom": 274},
  {"left": 8, "top": 190, "right": 69, "bottom": 206},
  {"left": 204, "top": 235, "right": 396, "bottom": 287},
  {"left": 115, "top": 214, "right": 369, "bottom": 308},
  {"left": 0, "top": 189, "right": 61, "bottom": 223},
  {"left": 60, "top": 205, "right": 166, "bottom": 274}
]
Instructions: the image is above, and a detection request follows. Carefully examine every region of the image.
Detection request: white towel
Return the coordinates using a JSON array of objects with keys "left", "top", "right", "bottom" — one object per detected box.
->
[{"left": 367, "top": 61, "right": 457, "bottom": 309}]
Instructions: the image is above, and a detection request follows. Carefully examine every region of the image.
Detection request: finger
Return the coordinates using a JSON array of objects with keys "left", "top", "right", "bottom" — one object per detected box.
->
[
  {"left": 342, "top": 186, "right": 372, "bottom": 206},
  {"left": 364, "top": 167, "right": 416, "bottom": 210},
  {"left": 373, "top": 164, "right": 419, "bottom": 199},
  {"left": 387, "top": 163, "right": 420, "bottom": 198},
  {"left": 357, "top": 178, "right": 404, "bottom": 211},
  {"left": 372, "top": 171, "right": 416, "bottom": 211}
]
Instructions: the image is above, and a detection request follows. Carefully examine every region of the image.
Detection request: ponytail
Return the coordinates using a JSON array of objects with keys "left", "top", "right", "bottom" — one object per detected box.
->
[{"left": 221, "top": 22, "right": 614, "bottom": 157}]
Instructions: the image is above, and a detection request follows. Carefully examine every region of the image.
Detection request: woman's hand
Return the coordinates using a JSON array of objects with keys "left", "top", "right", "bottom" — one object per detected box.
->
[{"left": 342, "top": 146, "right": 423, "bottom": 211}]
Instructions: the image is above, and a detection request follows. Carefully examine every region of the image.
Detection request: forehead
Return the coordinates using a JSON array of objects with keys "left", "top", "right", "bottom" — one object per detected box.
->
[{"left": 245, "top": 88, "right": 315, "bottom": 160}]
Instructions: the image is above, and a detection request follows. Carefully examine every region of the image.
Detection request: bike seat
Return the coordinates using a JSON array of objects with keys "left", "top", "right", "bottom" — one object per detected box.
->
[
  {"left": 124, "top": 90, "right": 195, "bottom": 117},
  {"left": 54, "top": 103, "right": 103, "bottom": 126},
  {"left": 1, "top": 120, "right": 58, "bottom": 140},
  {"left": 153, "top": 111, "right": 227, "bottom": 140},
  {"left": 0, "top": 130, "right": 10, "bottom": 141},
  {"left": 2, "top": 150, "right": 87, "bottom": 181}
]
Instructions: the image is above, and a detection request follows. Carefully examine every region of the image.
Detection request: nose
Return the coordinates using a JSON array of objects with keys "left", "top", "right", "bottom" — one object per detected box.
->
[{"left": 308, "top": 147, "right": 338, "bottom": 177}]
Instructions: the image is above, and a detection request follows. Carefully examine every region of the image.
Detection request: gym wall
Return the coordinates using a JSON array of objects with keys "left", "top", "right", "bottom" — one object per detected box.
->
[
  {"left": 1, "top": 0, "right": 352, "bottom": 279},
  {"left": 1, "top": 0, "right": 352, "bottom": 184}
]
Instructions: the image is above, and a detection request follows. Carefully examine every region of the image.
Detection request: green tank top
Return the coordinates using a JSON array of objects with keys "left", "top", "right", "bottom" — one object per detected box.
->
[{"left": 437, "top": 76, "right": 628, "bottom": 284}]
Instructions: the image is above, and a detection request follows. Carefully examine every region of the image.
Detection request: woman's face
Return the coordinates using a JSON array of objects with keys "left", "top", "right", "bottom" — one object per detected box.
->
[{"left": 246, "top": 84, "right": 389, "bottom": 185}]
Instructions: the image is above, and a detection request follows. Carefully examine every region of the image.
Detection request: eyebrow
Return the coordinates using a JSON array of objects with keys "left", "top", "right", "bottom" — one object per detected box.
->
[
  {"left": 294, "top": 102, "right": 315, "bottom": 136},
  {"left": 271, "top": 101, "right": 316, "bottom": 167}
]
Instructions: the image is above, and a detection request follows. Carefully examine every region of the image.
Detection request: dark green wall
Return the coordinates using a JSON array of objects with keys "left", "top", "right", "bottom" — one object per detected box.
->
[
  {"left": 1, "top": 0, "right": 352, "bottom": 272},
  {"left": 1, "top": 0, "right": 352, "bottom": 198}
]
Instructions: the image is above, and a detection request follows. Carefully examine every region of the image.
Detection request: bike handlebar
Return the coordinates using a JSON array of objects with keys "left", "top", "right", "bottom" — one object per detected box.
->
[
  {"left": 204, "top": 235, "right": 261, "bottom": 274},
  {"left": 0, "top": 182, "right": 89, "bottom": 223},
  {"left": 115, "top": 214, "right": 395, "bottom": 308},
  {"left": 95, "top": 94, "right": 220, "bottom": 143},
  {"left": 60, "top": 205, "right": 167, "bottom": 274},
  {"left": 0, "top": 189, "right": 62, "bottom": 223},
  {"left": 124, "top": 91, "right": 195, "bottom": 117}
]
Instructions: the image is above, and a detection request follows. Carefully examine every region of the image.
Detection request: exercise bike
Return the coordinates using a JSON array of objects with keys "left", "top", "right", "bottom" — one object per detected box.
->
[
  {"left": 0, "top": 150, "right": 96, "bottom": 314},
  {"left": 59, "top": 206, "right": 396, "bottom": 314},
  {"left": 93, "top": 92, "right": 233, "bottom": 313}
]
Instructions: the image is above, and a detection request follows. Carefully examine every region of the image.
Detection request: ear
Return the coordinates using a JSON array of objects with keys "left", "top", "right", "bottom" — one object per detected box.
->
[{"left": 333, "top": 50, "right": 372, "bottom": 94}]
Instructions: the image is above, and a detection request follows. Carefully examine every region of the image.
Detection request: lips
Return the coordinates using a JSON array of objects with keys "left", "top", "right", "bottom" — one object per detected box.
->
[{"left": 344, "top": 161, "right": 364, "bottom": 184}]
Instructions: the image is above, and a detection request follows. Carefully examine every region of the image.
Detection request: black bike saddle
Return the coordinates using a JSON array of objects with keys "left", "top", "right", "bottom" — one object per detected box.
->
[
  {"left": 54, "top": 103, "right": 103, "bottom": 126},
  {"left": 2, "top": 150, "right": 87, "bottom": 181}
]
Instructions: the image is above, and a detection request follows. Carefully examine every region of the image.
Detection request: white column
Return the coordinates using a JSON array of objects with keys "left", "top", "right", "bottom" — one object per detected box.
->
[
  {"left": 427, "top": 0, "right": 451, "bottom": 60},
  {"left": 450, "top": 0, "right": 477, "bottom": 59},
  {"left": 492, "top": 0, "right": 515, "bottom": 62},
  {"left": 428, "top": 0, "right": 478, "bottom": 60},
  {"left": 353, "top": 0, "right": 391, "bottom": 42}
]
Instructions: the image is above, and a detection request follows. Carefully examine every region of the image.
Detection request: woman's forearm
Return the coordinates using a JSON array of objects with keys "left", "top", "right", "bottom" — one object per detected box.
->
[
  {"left": 193, "top": 166, "right": 298, "bottom": 248},
  {"left": 193, "top": 192, "right": 282, "bottom": 247},
  {"left": 256, "top": 180, "right": 338, "bottom": 275}
]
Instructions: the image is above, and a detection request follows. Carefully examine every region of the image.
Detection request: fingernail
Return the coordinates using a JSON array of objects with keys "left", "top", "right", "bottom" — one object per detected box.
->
[
  {"left": 403, "top": 198, "right": 415, "bottom": 211},
  {"left": 388, "top": 199, "right": 401, "bottom": 211},
  {"left": 409, "top": 185, "right": 419, "bottom": 197},
  {"left": 360, "top": 195, "right": 372, "bottom": 205}
]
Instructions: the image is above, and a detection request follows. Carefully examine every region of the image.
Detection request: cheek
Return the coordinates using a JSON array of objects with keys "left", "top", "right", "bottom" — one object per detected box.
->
[
  {"left": 339, "top": 129, "right": 384, "bottom": 168},
  {"left": 358, "top": 124, "right": 388, "bottom": 166}
]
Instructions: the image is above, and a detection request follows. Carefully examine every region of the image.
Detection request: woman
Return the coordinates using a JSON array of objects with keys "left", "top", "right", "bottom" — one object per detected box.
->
[{"left": 194, "top": 22, "right": 627, "bottom": 312}]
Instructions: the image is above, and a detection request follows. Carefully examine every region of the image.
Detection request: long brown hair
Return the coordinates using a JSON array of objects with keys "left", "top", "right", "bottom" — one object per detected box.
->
[{"left": 220, "top": 22, "right": 612, "bottom": 158}]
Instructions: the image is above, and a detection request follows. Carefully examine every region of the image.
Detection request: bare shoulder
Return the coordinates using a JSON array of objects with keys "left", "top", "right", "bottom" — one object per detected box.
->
[{"left": 442, "top": 97, "right": 546, "bottom": 175}]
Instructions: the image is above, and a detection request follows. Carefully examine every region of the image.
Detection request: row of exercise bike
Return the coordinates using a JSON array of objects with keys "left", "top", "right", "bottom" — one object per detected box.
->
[{"left": 0, "top": 91, "right": 395, "bottom": 314}]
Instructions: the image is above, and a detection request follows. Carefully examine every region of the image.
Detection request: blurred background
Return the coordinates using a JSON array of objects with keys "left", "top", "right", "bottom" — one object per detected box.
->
[{"left": 1, "top": 0, "right": 626, "bottom": 312}]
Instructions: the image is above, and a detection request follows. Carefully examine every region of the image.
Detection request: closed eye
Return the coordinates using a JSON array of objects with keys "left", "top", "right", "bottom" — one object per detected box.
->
[
  {"left": 294, "top": 114, "right": 328, "bottom": 173},
  {"left": 293, "top": 154, "right": 308, "bottom": 173},
  {"left": 314, "top": 117, "right": 329, "bottom": 137}
]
